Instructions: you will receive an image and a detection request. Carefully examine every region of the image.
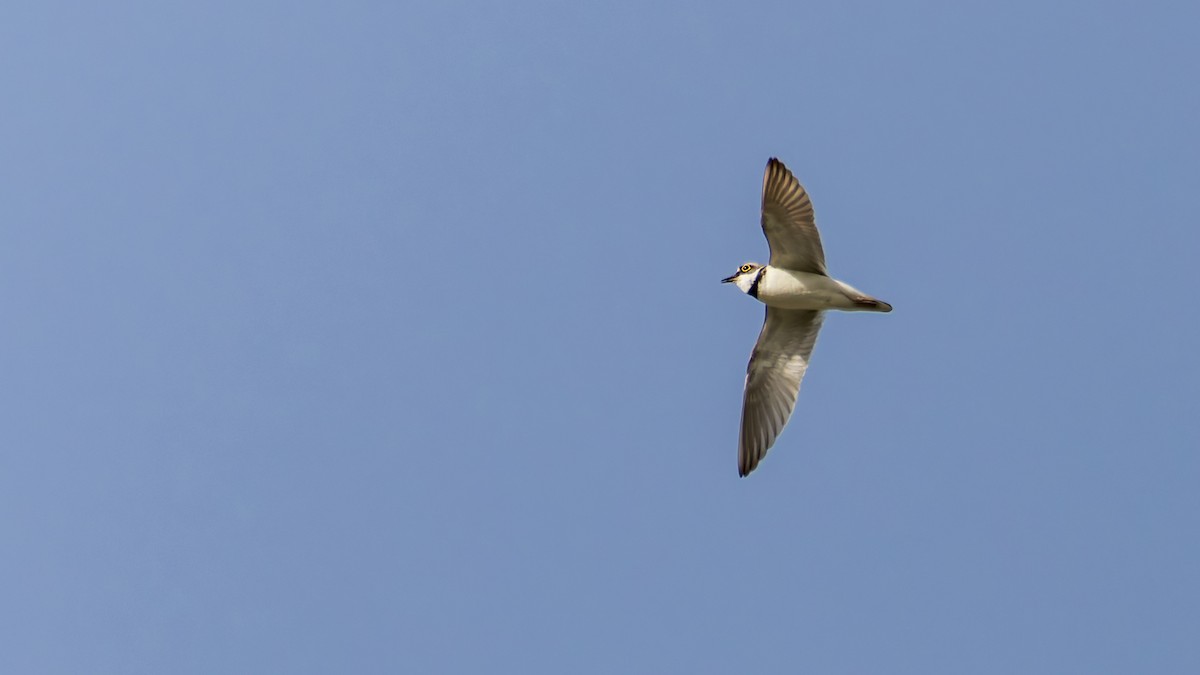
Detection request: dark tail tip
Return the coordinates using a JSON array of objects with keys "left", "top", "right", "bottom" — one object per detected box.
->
[{"left": 855, "top": 297, "right": 893, "bottom": 312}]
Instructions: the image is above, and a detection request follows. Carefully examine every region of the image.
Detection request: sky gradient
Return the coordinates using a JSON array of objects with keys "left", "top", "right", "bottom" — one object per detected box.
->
[{"left": 2, "top": 1, "right": 1198, "bottom": 673}]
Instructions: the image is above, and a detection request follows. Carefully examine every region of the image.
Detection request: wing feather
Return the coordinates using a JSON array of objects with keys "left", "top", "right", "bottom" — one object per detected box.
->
[
  {"left": 738, "top": 308, "right": 824, "bottom": 476},
  {"left": 761, "top": 158, "right": 827, "bottom": 274}
]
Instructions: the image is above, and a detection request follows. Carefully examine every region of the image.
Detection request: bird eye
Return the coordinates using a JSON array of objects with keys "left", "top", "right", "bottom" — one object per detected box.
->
[{"left": 740, "top": 264, "right": 753, "bottom": 273}]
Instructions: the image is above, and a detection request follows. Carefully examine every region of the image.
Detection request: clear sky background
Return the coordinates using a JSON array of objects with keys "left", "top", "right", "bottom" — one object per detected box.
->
[{"left": 2, "top": 1, "right": 1198, "bottom": 673}]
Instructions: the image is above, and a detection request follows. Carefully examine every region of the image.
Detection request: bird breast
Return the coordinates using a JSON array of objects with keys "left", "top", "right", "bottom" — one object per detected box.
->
[{"left": 756, "top": 268, "right": 857, "bottom": 310}]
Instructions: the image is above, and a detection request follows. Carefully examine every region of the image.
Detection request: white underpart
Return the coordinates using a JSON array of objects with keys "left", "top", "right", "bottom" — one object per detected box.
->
[{"left": 755, "top": 267, "right": 874, "bottom": 311}]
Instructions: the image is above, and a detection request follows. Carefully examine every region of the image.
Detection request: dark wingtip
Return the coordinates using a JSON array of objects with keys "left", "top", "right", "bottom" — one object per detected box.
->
[{"left": 738, "top": 454, "right": 758, "bottom": 477}]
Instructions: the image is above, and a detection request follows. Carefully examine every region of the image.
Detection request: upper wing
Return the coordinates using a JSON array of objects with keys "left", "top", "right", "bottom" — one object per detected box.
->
[
  {"left": 761, "top": 157, "right": 827, "bottom": 275},
  {"left": 738, "top": 307, "right": 824, "bottom": 477}
]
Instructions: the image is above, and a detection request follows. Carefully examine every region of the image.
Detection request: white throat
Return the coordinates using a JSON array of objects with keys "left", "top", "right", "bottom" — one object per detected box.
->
[{"left": 735, "top": 268, "right": 765, "bottom": 295}]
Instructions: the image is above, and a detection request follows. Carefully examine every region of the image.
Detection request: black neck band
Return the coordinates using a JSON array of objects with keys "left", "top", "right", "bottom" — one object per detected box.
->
[{"left": 748, "top": 268, "right": 764, "bottom": 298}]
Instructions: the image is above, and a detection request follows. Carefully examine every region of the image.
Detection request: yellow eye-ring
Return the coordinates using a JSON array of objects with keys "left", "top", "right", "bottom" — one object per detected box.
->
[{"left": 740, "top": 264, "right": 753, "bottom": 273}]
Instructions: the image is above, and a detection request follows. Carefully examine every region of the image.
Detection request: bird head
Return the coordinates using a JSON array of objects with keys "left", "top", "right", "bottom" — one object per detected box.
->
[{"left": 722, "top": 262, "right": 764, "bottom": 294}]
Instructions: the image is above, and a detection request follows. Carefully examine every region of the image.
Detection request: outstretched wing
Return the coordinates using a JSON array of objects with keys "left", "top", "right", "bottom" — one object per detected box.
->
[
  {"left": 761, "top": 157, "right": 827, "bottom": 275},
  {"left": 738, "top": 307, "right": 824, "bottom": 476}
]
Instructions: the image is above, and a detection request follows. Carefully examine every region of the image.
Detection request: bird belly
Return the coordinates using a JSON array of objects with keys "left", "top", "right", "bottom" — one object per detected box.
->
[{"left": 757, "top": 270, "right": 856, "bottom": 310}]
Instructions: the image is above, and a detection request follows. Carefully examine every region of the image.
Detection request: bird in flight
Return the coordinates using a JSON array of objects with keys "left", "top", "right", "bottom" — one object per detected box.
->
[{"left": 723, "top": 158, "right": 892, "bottom": 477}]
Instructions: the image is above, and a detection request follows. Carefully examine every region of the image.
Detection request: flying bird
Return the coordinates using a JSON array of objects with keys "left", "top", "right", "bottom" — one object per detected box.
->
[{"left": 723, "top": 158, "right": 891, "bottom": 477}]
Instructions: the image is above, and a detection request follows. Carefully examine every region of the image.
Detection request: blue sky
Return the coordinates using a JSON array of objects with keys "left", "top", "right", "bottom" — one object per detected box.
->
[{"left": 2, "top": 1, "right": 1198, "bottom": 673}]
